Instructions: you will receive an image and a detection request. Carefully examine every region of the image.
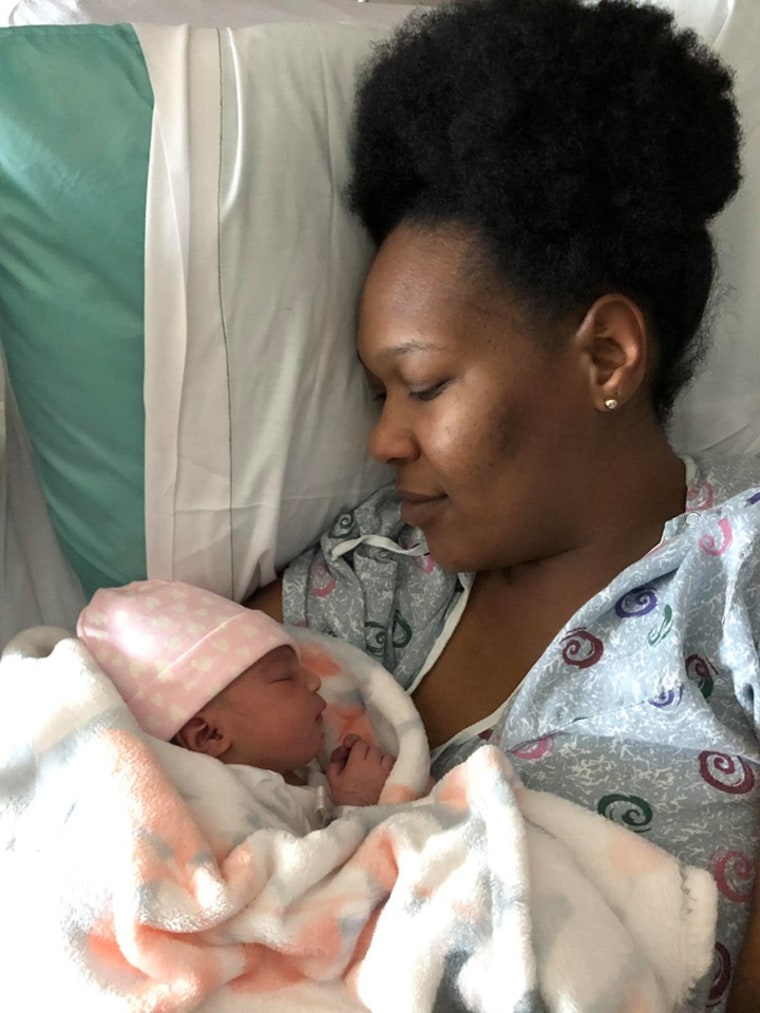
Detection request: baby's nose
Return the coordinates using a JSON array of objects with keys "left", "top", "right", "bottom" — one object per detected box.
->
[{"left": 304, "top": 667, "right": 322, "bottom": 692}]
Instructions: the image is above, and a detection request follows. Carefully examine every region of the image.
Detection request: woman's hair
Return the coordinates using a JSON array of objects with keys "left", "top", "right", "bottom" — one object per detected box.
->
[{"left": 347, "top": 0, "right": 742, "bottom": 419}]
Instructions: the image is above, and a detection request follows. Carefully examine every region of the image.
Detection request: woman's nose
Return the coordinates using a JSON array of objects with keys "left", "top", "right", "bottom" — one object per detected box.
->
[{"left": 368, "top": 400, "right": 418, "bottom": 465}]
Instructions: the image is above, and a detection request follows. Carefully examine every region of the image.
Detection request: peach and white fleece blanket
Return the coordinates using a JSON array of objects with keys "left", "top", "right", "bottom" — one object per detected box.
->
[{"left": 0, "top": 625, "right": 717, "bottom": 1012}]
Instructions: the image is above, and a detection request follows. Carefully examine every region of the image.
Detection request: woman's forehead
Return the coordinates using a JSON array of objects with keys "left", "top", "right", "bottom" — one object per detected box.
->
[
  {"left": 365, "top": 222, "right": 486, "bottom": 299},
  {"left": 358, "top": 223, "right": 531, "bottom": 355}
]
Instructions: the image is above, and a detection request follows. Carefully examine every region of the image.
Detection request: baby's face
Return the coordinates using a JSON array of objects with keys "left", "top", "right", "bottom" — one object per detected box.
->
[{"left": 215, "top": 645, "right": 326, "bottom": 773}]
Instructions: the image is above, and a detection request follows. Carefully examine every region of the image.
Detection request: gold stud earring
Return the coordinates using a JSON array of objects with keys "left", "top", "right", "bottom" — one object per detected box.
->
[{"left": 604, "top": 397, "right": 619, "bottom": 411}]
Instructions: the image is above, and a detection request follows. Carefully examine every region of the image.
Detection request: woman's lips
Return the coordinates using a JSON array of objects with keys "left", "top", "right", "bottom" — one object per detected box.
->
[{"left": 397, "top": 490, "right": 446, "bottom": 526}]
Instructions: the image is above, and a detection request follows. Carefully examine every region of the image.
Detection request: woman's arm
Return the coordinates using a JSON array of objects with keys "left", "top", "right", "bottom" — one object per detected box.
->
[
  {"left": 726, "top": 862, "right": 760, "bottom": 1012},
  {"left": 244, "top": 576, "right": 284, "bottom": 622}
]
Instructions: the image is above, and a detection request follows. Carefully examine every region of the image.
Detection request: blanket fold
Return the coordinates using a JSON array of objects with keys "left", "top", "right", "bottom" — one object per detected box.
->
[{"left": 0, "top": 626, "right": 717, "bottom": 1011}]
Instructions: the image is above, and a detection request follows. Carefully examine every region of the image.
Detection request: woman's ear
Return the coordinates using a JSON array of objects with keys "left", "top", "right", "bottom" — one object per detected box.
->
[
  {"left": 574, "top": 294, "right": 649, "bottom": 412},
  {"left": 174, "top": 711, "right": 231, "bottom": 759}
]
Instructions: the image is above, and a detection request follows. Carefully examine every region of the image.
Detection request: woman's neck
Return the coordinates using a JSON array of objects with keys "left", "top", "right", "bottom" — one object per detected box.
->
[{"left": 500, "top": 433, "right": 687, "bottom": 601}]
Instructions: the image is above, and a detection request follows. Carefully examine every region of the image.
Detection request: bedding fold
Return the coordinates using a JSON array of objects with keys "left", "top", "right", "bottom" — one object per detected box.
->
[{"left": 0, "top": 625, "right": 717, "bottom": 1011}]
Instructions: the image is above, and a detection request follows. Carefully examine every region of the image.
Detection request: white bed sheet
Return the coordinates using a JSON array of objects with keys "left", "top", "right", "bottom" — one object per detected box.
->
[{"left": 0, "top": 374, "right": 86, "bottom": 648}]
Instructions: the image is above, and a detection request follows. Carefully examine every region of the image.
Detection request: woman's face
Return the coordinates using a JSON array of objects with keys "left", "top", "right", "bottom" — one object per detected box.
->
[{"left": 358, "top": 223, "right": 601, "bottom": 573}]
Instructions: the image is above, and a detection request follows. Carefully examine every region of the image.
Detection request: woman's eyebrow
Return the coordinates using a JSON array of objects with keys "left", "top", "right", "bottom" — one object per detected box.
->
[{"left": 375, "top": 339, "right": 443, "bottom": 362}]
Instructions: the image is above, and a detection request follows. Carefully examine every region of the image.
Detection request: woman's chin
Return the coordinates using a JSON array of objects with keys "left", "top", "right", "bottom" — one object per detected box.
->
[
  {"left": 423, "top": 526, "right": 476, "bottom": 575},
  {"left": 425, "top": 534, "right": 506, "bottom": 576},
  {"left": 424, "top": 539, "right": 476, "bottom": 575}
]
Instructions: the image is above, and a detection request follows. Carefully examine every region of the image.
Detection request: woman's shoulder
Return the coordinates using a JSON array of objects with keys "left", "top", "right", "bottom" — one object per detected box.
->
[
  {"left": 689, "top": 452, "right": 760, "bottom": 506},
  {"left": 685, "top": 454, "right": 760, "bottom": 559}
]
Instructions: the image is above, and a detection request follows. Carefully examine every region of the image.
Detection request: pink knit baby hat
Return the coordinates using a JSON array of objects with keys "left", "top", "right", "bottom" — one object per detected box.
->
[{"left": 76, "top": 578, "right": 297, "bottom": 740}]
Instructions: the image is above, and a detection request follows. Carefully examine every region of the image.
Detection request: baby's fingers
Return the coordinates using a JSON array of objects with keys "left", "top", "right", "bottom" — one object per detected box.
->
[
  {"left": 345, "top": 738, "right": 370, "bottom": 763},
  {"left": 329, "top": 743, "right": 351, "bottom": 767},
  {"left": 326, "top": 758, "right": 346, "bottom": 789}
]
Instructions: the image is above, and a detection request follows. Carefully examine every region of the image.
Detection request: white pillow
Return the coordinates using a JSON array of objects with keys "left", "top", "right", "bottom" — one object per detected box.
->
[
  {"left": 137, "top": 21, "right": 393, "bottom": 602},
  {"left": 662, "top": 0, "right": 760, "bottom": 455},
  {"left": 0, "top": 6, "right": 404, "bottom": 646}
]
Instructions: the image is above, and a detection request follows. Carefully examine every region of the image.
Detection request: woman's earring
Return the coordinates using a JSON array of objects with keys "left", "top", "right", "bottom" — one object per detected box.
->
[{"left": 604, "top": 397, "right": 619, "bottom": 411}]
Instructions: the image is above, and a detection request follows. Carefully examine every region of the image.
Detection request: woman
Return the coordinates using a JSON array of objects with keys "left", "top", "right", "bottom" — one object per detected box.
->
[{"left": 251, "top": 0, "right": 760, "bottom": 1007}]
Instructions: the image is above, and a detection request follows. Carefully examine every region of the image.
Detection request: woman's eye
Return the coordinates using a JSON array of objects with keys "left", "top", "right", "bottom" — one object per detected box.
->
[
  {"left": 372, "top": 390, "right": 387, "bottom": 404},
  {"left": 409, "top": 381, "right": 448, "bottom": 402}
]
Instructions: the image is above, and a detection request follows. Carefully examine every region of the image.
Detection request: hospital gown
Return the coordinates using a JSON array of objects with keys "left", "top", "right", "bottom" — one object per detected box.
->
[{"left": 283, "top": 454, "right": 760, "bottom": 1011}]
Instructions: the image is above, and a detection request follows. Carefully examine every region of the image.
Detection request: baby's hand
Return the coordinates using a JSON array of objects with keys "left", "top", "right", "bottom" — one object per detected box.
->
[{"left": 326, "top": 733, "right": 395, "bottom": 806}]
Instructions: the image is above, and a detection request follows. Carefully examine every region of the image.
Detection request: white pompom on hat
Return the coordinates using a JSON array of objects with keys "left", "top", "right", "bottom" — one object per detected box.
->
[{"left": 76, "top": 578, "right": 297, "bottom": 740}]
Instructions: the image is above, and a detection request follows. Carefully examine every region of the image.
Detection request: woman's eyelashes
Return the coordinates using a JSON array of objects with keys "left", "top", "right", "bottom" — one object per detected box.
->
[
  {"left": 409, "top": 380, "right": 449, "bottom": 402},
  {"left": 370, "top": 379, "right": 450, "bottom": 404}
]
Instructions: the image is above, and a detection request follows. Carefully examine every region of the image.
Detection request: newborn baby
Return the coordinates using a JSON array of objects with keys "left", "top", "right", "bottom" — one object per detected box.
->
[{"left": 77, "top": 579, "right": 396, "bottom": 827}]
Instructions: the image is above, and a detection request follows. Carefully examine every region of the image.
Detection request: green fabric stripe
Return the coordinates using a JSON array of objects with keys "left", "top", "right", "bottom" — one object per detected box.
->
[{"left": 0, "top": 24, "right": 153, "bottom": 595}]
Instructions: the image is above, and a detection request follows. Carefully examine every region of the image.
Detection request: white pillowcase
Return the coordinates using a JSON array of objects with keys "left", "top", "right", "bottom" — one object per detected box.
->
[
  {"left": 137, "top": 21, "right": 393, "bottom": 603},
  {"left": 663, "top": 0, "right": 760, "bottom": 455}
]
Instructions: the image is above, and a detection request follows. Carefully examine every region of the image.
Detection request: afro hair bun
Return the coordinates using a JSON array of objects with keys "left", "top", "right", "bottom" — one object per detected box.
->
[
  {"left": 349, "top": 0, "right": 740, "bottom": 244},
  {"left": 347, "top": 0, "right": 743, "bottom": 417}
]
